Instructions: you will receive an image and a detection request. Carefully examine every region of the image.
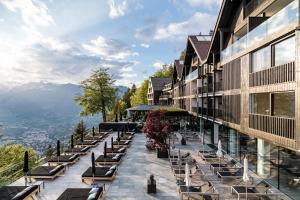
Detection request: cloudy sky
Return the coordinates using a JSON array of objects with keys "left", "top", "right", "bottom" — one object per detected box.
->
[{"left": 0, "top": 0, "right": 220, "bottom": 87}]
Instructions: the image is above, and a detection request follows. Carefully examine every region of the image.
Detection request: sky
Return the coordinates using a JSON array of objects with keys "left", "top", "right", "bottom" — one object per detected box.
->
[{"left": 0, "top": 0, "right": 221, "bottom": 87}]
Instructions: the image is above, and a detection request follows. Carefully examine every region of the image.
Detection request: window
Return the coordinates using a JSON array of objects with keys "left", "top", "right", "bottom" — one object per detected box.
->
[
  {"left": 271, "top": 92, "right": 295, "bottom": 117},
  {"left": 274, "top": 37, "right": 295, "bottom": 66},
  {"left": 250, "top": 93, "right": 270, "bottom": 115},
  {"left": 251, "top": 46, "right": 271, "bottom": 72}
]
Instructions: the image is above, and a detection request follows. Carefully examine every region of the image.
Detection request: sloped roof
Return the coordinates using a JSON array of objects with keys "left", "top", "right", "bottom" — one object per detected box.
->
[
  {"left": 149, "top": 77, "right": 172, "bottom": 91},
  {"left": 188, "top": 35, "right": 211, "bottom": 62},
  {"left": 174, "top": 59, "right": 184, "bottom": 79}
]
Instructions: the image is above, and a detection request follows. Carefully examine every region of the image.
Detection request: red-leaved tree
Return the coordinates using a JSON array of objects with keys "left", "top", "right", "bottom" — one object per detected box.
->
[{"left": 143, "top": 110, "right": 171, "bottom": 151}]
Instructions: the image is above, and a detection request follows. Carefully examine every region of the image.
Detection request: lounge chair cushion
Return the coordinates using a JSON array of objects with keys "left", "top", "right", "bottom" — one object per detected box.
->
[
  {"left": 110, "top": 165, "right": 117, "bottom": 171},
  {"left": 89, "top": 188, "right": 99, "bottom": 194},
  {"left": 49, "top": 165, "right": 64, "bottom": 175},
  {"left": 118, "top": 147, "right": 126, "bottom": 153},
  {"left": 87, "top": 192, "right": 97, "bottom": 200},
  {"left": 81, "top": 146, "right": 90, "bottom": 152},
  {"left": 10, "top": 185, "right": 38, "bottom": 200},
  {"left": 105, "top": 170, "right": 114, "bottom": 176}
]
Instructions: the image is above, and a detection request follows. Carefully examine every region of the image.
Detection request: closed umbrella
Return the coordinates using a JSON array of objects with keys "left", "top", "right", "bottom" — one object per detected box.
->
[
  {"left": 91, "top": 152, "right": 95, "bottom": 183},
  {"left": 216, "top": 140, "right": 223, "bottom": 170},
  {"left": 115, "top": 114, "right": 118, "bottom": 122},
  {"left": 57, "top": 140, "right": 60, "bottom": 164},
  {"left": 23, "top": 151, "right": 29, "bottom": 186},
  {"left": 243, "top": 157, "right": 250, "bottom": 200},
  {"left": 81, "top": 131, "right": 84, "bottom": 143},
  {"left": 71, "top": 135, "right": 74, "bottom": 149},
  {"left": 104, "top": 142, "right": 107, "bottom": 157},
  {"left": 92, "top": 126, "right": 95, "bottom": 137},
  {"left": 98, "top": 124, "right": 101, "bottom": 133},
  {"left": 185, "top": 163, "right": 191, "bottom": 198},
  {"left": 117, "top": 132, "right": 120, "bottom": 143},
  {"left": 111, "top": 137, "right": 114, "bottom": 151}
]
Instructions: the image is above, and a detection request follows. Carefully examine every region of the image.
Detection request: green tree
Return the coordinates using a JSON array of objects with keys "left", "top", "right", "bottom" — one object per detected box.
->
[
  {"left": 130, "top": 80, "right": 149, "bottom": 106},
  {"left": 0, "top": 143, "right": 40, "bottom": 186},
  {"left": 75, "top": 68, "right": 117, "bottom": 122},
  {"left": 44, "top": 144, "right": 55, "bottom": 159},
  {"left": 153, "top": 64, "right": 174, "bottom": 78},
  {"left": 119, "top": 100, "right": 127, "bottom": 116},
  {"left": 73, "top": 120, "right": 89, "bottom": 141}
]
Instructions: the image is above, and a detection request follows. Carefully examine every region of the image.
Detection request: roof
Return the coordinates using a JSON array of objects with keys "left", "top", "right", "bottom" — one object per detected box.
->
[
  {"left": 126, "top": 105, "right": 172, "bottom": 111},
  {"left": 149, "top": 77, "right": 172, "bottom": 91},
  {"left": 188, "top": 35, "right": 211, "bottom": 62},
  {"left": 174, "top": 60, "right": 184, "bottom": 79}
]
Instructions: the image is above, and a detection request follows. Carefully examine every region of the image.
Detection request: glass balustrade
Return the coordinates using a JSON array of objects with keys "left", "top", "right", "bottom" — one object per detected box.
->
[
  {"left": 221, "top": 0, "right": 298, "bottom": 62},
  {"left": 185, "top": 69, "right": 198, "bottom": 82}
]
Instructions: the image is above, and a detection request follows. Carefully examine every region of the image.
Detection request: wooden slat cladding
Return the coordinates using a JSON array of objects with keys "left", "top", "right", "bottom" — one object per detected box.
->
[
  {"left": 249, "top": 113, "right": 295, "bottom": 140},
  {"left": 223, "top": 95, "right": 241, "bottom": 124},
  {"left": 222, "top": 58, "right": 241, "bottom": 90},
  {"left": 249, "top": 62, "right": 295, "bottom": 87}
]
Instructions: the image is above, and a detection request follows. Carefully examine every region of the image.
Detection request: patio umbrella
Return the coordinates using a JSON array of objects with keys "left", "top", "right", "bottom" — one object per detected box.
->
[
  {"left": 57, "top": 140, "right": 60, "bottom": 164},
  {"left": 70, "top": 135, "right": 74, "bottom": 149},
  {"left": 23, "top": 151, "right": 29, "bottom": 186},
  {"left": 121, "top": 130, "right": 124, "bottom": 138},
  {"left": 185, "top": 163, "right": 191, "bottom": 198},
  {"left": 81, "top": 131, "right": 84, "bottom": 143},
  {"left": 117, "top": 132, "right": 120, "bottom": 143},
  {"left": 104, "top": 142, "right": 107, "bottom": 158},
  {"left": 243, "top": 157, "right": 250, "bottom": 200},
  {"left": 178, "top": 149, "right": 181, "bottom": 171},
  {"left": 99, "top": 124, "right": 101, "bottom": 133},
  {"left": 115, "top": 114, "right": 118, "bottom": 122},
  {"left": 92, "top": 126, "right": 95, "bottom": 137},
  {"left": 216, "top": 140, "right": 223, "bottom": 170},
  {"left": 111, "top": 137, "right": 114, "bottom": 151},
  {"left": 91, "top": 152, "right": 95, "bottom": 183}
]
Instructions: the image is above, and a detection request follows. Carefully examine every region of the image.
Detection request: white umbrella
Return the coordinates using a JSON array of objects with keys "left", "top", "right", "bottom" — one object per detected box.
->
[
  {"left": 185, "top": 163, "right": 191, "bottom": 199},
  {"left": 216, "top": 140, "right": 223, "bottom": 170},
  {"left": 243, "top": 157, "right": 250, "bottom": 200}
]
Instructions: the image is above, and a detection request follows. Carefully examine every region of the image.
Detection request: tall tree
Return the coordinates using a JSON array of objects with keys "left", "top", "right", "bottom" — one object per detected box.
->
[
  {"left": 73, "top": 120, "right": 88, "bottom": 141},
  {"left": 153, "top": 64, "right": 174, "bottom": 78},
  {"left": 130, "top": 80, "right": 149, "bottom": 106},
  {"left": 75, "top": 68, "right": 117, "bottom": 122}
]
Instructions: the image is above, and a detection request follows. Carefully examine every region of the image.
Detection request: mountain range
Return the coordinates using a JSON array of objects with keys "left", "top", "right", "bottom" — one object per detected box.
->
[{"left": 0, "top": 82, "right": 128, "bottom": 153}]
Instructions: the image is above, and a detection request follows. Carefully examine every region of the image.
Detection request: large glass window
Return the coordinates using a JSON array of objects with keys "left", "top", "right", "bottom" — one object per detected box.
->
[
  {"left": 250, "top": 93, "right": 270, "bottom": 115},
  {"left": 239, "top": 133, "right": 257, "bottom": 172},
  {"left": 251, "top": 46, "right": 271, "bottom": 73},
  {"left": 271, "top": 92, "right": 295, "bottom": 117},
  {"left": 274, "top": 37, "right": 295, "bottom": 66}
]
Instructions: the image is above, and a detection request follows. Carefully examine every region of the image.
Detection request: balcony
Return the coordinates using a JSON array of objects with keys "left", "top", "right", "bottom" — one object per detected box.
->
[
  {"left": 215, "top": 82, "right": 223, "bottom": 92},
  {"left": 244, "top": 0, "right": 267, "bottom": 17},
  {"left": 249, "top": 113, "right": 295, "bottom": 139},
  {"left": 198, "top": 86, "right": 208, "bottom": 94},
  {"left": 208, "top": 83, "right": 213, "bottom": 93},
  {"left": 221, "top": 1, "right": 298, "bottom": 62},
  {"left": 185, "top": 69, "right": 198, "bottom": 82},
  {"left": 162, "top": 83, "right": 172, "bottom": 91}
]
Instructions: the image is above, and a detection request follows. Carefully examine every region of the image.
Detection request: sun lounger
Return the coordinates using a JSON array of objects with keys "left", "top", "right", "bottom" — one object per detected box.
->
[
  {"left": 82, "top": 165, "right": 117, "bottom": 182},
  {"left": 119, "top": 135, "right": 133, "bottom": 140},
  {"left": 210, "top": 160, "right": 239, "bottom": 173},
  {"left": 217, "top": 168, "right": 244, "bottom": 182},
  {"left": 57, "top": 187, "right": 104, "bottom": 200},
  {"left": 48, "top": 154, "right": 80, "bottom": 165},
  {"left": 84, "top": 135, "right": 105, "bottom": 141},
  {"left": 75, "top": 140, "right": 98, "bottom": 147},
  {"left": 106, "top": 147, "right": 127, "bottom": 155},
  {"left": 231, "top": 185, "right": 280, "bottom": 200},
  {"left": 64, "top": 146, "right": 90, "bottom": 155},
  {"left": 29, "top": 165, "right": 65, "bottom": 179},
  {"left": 113, "top": 140, "right": 131, "bottom": 147},
  {"left": 95, "top": 154, "right": 122, "bottom": 165},
  {"left": 0, "top": 185, "right": 39, "bottom": 200}
]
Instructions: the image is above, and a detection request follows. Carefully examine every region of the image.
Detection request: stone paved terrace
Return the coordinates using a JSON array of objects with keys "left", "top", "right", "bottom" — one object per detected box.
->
[{"left": 10, "top": 133, "right": 179, "bottom": 200}]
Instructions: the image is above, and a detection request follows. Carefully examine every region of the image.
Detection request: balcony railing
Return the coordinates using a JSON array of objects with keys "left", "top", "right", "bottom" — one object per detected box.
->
[
  {"left": 185, "top": 69, "right": 198, "bottom": 82},
  {"left": 221, "top": 1, "right": 298, "bottom": 62},
  {"left": 215, "top": 82, "right": 223, "bottom": 92},
  {"left": 198, "top": 86, "right": 208, "bottom": 94},
  {"left": 249, "top": 113, "right": 295, "bottom": 139},
  {"left": 208, "top": 83, "right": 213, "bottom": 93},
  {"left": 215, "top": 109, "right": 223, "bottom": 119},
  {"left": 249, "top": 62, "right": 295, "bottom": 87}
]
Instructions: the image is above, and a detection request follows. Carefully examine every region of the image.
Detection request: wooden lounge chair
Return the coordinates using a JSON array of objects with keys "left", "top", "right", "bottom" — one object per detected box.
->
[
  {"left": 112, "top": 140, "right": 131, "bottom": 147},
  {"left": 0, "top": 185, "right": 39, "bottom": 200},
  {"left": 106, "top": 147, "right": 127, "bottom": 155},
  {"left": 210, "top": 160, "right": 239, "bottom": 174},
  {"left": 179, "top": 181, "right": 219, "bottom": 200},
  {"left": 81, "top": 165, "right": 117, "bottom": 182},
  {"left": 75, "top": 140, "right": 98, "bottom": 147},
  {"left": 217, "top": 168, "right": 244, "bottom": 183},
  {"left": 48, "top": 154, "right": 80, "bottom": 165},
  {"left": 64, "top": 146, "right": 90, "bottom": 155},
  {"left": 119, "top": 135, "right": 133, "bottom": 140},
  {"left": 28, "top": 165, "right": 65, "bottom": 180},
  {"left": 84, "top": 135, "right": 105, "bottom": 141},
  {"left": 57, "top": 187, "right": 104, "bottom": 200},
  {"left": 95, "top": 154, "right": 122, "bottom": 165}
]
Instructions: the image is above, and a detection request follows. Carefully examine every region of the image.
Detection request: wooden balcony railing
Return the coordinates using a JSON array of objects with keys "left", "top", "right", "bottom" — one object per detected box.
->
[
  {"left": 249, "top": 113, "right": 295, "bottom": 140},
  {"left": 249, "top": 62, "right": 295, "bottom": 87}
]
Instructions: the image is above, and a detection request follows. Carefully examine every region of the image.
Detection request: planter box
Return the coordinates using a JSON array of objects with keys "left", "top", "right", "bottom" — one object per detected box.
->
[{"left": 157, "top": 150, "right": 169, "bottom": 158}]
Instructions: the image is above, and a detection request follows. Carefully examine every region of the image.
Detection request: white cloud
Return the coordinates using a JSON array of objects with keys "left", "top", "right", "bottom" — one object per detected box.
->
[
  {"left": 153, "top": 61, "right": 165, "bottom": 70},
  {"left": 140, "top": 43, "right": 150, "bottom": 48},
  {"left": 186, "top": 0, "right": 222, "bottom": 8},
  {"left": 82, "top": 36, "right": 139, "bottom": 60},
  {"left": 135, "top": 12, "right": 216, "bottom": 41},
  {"left": 108, "top": 0, "right": 127, "bottom": 19},
  {"left": 0, "top": 18, "right": 4, "bottom": 22},
  {"left": 120, "top": 66, "right": 133, "bottom": 72}
]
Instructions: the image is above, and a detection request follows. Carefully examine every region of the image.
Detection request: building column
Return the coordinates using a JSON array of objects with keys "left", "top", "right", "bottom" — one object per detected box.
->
[
  {"left": 257, "top": 139, "right": 271, "bottom": 178},
  {"left": 214, "top": 123, "right": 219, "bottom": 145}
]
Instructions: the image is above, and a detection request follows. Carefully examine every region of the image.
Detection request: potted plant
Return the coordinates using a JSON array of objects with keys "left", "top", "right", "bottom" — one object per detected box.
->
[{"left": 143, "top": 110, "right": 171, "bottom": 158}]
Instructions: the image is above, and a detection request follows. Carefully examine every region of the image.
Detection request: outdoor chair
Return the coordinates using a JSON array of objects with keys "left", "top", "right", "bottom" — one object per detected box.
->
[
  {"left": 28, "top": 165, "right": 65, "bottom": 180},
  {"left": 81, "top": 165, "right": 117, "bottom": 183},
  {"left": 217, "top": 168, "right": 245, "bottom": 183},
  {"left": 64, "top": 146, "right": 90, "bottom": 155},
  {"left": 57, "top": 187, "right": 104, "bottom": 200},
  {"left": 95, "top": 154, "right": 123, "bottom": 165},
  {"left": 48, "top": 154, "right": 80, "bottom": 165},
  {"left": 112, "top": 140, "right": 131, "bottom": 147},
  {"left": 75, "top": 140, "right": 98, "bottom": 147},
  {"left": 179, "top": 181, "right": 219, "bottom": 200},
  {"left": 0, "top": 185, "right": 39, "bottom": 200},
  {"left": 106, "top": 147, "right": 127, "bottom": 155}
]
